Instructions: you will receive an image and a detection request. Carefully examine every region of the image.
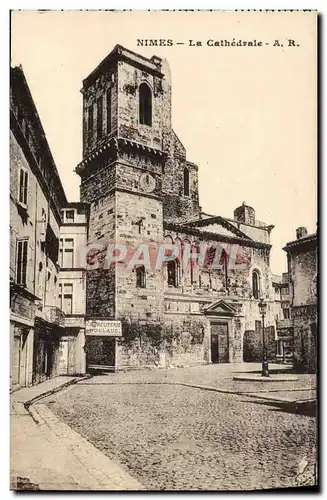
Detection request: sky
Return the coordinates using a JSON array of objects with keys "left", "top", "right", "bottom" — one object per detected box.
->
[{"left": 10, "top": 10, "right": 317, "bottom": 274}]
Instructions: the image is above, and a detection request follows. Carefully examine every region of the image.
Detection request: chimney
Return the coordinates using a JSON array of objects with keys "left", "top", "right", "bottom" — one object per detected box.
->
[{"left": 296, "top": 227, "right": 308, "bottom": 240}]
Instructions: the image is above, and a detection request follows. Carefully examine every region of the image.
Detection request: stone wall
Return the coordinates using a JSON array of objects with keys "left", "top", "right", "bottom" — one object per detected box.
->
[
  {"left": 117, "top": 320, "right": 163, "bottom": 369},
  {"left": 80, "top": 177, "right": 116, "bottom": 317},
  {"left": 115, "top": 190, "right": 164, "bottom": 322},
  {"left": 290, "top": 249, "right": 317, "bottom": 307},
  {"left": 162, "top": 131, "right": 201, "bottom": 222},
  {"left": 80, "top": 159, "right": 116, "bottom": 205},
  {"left": 86, "top": 267, "right": 116, "bottom": 317},
  {"left": 115, "top": 156, "right": 162, "bottom": 198},
  {"left": 117, "top": 315, "right": 208, "bottom": 370},
  {"left": 286, "top": 239, "right": 317, "bottom": 372},
  {"left": 292, "top": 305, "right": 317, "bottom": 373}
]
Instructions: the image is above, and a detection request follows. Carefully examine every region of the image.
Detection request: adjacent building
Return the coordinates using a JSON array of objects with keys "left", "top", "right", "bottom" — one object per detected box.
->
[
  {"left": 273, "top": 273, "right": 293, "bottom": 363},
  {"left": 10, "top": 66, "right": 87, "bottom": 389},
  {"left": 283, "top": 227, "right": 317, "bottom": 372},
  {"left": 57, "top": 203, "right": 88, "bottom": 376},
  {"left": 10, "top": 66, "right": 67, "bottom": 388}
]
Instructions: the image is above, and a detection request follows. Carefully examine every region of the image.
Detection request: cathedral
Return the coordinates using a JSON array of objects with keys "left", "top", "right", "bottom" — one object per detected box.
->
[{"left": 75, "top": 45, "right": 278, "bottom": 371}]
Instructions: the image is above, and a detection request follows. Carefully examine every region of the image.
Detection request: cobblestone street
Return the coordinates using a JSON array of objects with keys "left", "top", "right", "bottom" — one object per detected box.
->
[{"left": 43, "top": 365, "right": 316, "bottom": 491}]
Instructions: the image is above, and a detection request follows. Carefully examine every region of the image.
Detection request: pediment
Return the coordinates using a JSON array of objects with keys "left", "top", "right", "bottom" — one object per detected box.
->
[
  {"left": 184, "top": 216, "right": 253, "bottom": 241},
  {"left": 204, "top": 299, "right": 237, "bottom": 316}
]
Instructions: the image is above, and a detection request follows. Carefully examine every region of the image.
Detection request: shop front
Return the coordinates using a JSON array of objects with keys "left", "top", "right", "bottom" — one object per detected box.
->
[
  {"left": 10, "top": 283, "right": 38, "bottom": 390},
  {"left": 33, "top": 306, "right": 65, "bottom": 385},
  {"left": 85, "top": 319, "right": 122, "bottom": 373}
]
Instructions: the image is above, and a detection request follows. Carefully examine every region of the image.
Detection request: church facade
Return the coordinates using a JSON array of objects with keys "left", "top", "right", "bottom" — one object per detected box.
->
[{"left": 76, "top": 45, "right": 279, "bottom": 371}]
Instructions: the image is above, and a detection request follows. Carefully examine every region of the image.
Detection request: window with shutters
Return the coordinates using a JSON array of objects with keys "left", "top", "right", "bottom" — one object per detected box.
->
[
  {"left": 18, "top": 168, "right": 28, "bottom": 206},
  {"left": 16, "top": 239, "right": 28, "bottom": 286},
  {"left": 59, "top": 238, "right": 74, "bottom": 268},
  {"left": 59, "top": 283, "right": 73, "bottom": 314}
]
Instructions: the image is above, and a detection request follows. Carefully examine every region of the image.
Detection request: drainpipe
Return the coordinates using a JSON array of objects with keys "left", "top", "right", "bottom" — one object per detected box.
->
[
  {"left": 44, "top": 200, "right": 50, "bottom": 307},
  {"left": 33, "top": 182, "right": 38, "bottom": 295}
]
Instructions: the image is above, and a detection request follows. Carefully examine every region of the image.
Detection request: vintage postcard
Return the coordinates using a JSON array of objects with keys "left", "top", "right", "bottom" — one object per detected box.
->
[{"left": 10, "top": 10, "right": 317, "bottom": 491}]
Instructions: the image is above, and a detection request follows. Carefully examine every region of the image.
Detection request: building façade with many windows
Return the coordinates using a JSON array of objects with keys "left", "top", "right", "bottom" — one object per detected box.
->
[{"left": 10, "top": 66, "right": 87, "bottom": 389}]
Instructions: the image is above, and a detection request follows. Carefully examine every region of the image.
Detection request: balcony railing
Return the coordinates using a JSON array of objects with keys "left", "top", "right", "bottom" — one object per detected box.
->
[
  {"left": 64, "top": 315, "right": 85, "bottom": 329},
  {"left": 43, "top": 305, "right": 65, "bottom": 327}
]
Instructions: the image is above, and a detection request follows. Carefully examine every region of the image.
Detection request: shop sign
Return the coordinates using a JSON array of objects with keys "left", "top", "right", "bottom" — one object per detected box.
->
[{"left": 85, "top": 319, "right": 122, "bottom": 337}]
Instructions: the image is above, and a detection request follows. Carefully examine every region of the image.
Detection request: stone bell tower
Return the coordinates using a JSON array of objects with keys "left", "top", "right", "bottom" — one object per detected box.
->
[{"left": 76, "top": 45, "right": 173, "bottom": 323}]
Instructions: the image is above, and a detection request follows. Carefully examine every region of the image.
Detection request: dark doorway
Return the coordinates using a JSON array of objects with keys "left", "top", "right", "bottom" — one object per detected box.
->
[
  {"left": 86, "top": 337, "right": 116, "bottom": 372},
  {"left": 211, "top": 333, "right": 219, "bottom": 363},
  {"left": 32, "top": 332, "right": 57, "bottom": 385},
  {"left": 211, "top": 323, "right": 229, "bottom": 363}
]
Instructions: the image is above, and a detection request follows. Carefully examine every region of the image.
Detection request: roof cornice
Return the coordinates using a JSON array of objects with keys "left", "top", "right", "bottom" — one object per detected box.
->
[
  {"left": 283, "top": 233, "right": 317, "bottom": 253},
  {"left": 83, "top": 44, "right": 164, "bottom": 88},
  {"left": 76, "top": 136, "right": 166, "bottom": 176}
]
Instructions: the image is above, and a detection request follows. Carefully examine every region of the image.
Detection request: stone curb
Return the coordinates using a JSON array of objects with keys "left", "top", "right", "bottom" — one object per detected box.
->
[
  {"left": 170, "top": 382, "right": 316, "bottom": 405},
  {"left": 233, "top": 375, "right": 299, "bottom": 382},
  {"left": 78, "top": 379, "right": 315, "bottom": 404},
  {"left": 24, "top": 375, "right": 92, "bottom": 411},
  {"left": 31, "top": 404, "right": 146, "bottom": 491},
  {"left": 20, "top": 376, "right": 145, "bottom": 491}
]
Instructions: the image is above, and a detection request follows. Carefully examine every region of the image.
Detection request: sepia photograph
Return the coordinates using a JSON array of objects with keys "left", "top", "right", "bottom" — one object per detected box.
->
[{"left": 9, "top": 10, "right": 317, "bottom": 491}]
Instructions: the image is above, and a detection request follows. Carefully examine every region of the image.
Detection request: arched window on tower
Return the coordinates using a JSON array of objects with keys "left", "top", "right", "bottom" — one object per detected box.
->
[
  {"left": 139, "top": 83, "right": 152, "bottom": 126},
  {"left": 167, "top": 259, "right": 180, "bottom": 288},
  {"left": 183, "top": 167, "right": 190, "bottom": 196},
  {"left": 96, "top": 96, "right": 103, "bottom": 141},
  {"left": 87, "top": 103, "right": 94, "bottom": 148},
  {"left": 252, "top": 270, "right": 260, "bottom": 299},
  {"left": 136, "top": 265, "right": 146, "bottom": 288}
]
